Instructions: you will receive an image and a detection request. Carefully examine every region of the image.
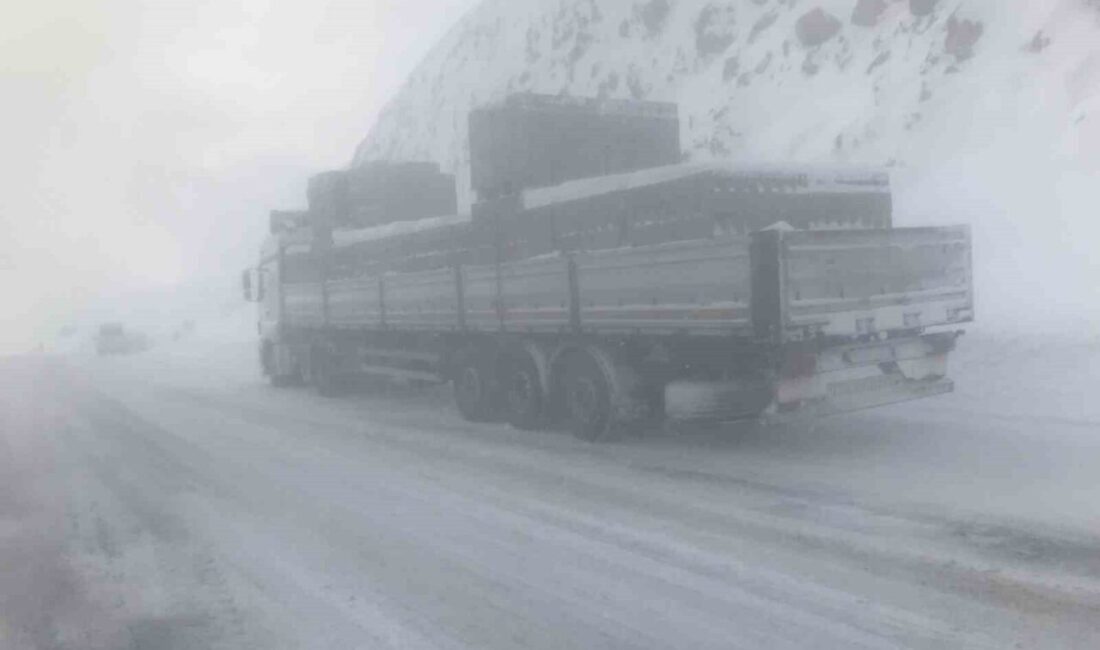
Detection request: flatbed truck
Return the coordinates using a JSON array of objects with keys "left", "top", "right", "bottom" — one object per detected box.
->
[{"left": 244, "top": 160, "right": 972, "bottom": 440}]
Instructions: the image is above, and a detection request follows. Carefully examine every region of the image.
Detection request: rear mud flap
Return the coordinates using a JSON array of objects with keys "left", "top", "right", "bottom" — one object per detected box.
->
[{"left": 665, "top": 380, "right": 773, "bottom": 423}]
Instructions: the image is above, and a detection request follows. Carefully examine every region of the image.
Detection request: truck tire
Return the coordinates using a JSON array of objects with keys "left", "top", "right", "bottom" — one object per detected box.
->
[
  {"left": 561, "top": 350, "right": 615, "bottom": 441},
  {"left": 262, "top": 342, "right": 297, "bottom": 387},
  {"left": 453, "top": 350, "right": 501, "bottom": 422},
  {"left": 307, "top": 345, "right": 341, "bottom": 396},
  {"left": 502, "top": 351, "right": 547, "bottom": 431}
]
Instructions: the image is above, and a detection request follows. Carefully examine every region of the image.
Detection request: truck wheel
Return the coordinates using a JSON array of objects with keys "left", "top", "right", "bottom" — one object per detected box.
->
[
  {"left": 263, "top": 342, "right": 296, "bottom": 387},
  {"left": 562, "top": 351, "right": 614, "bottom": 441},
  {"left": 453, "top": 351, "right": 500, "bottom": 422},
  {"left": 271, "top": 374, "right": 296, "bottom": 387},
  {"left": 308, "top": 345, "right": 340, "bottom": 396},
  {"left": 503, "top": 352, "right": 547, "bottom": 431}
]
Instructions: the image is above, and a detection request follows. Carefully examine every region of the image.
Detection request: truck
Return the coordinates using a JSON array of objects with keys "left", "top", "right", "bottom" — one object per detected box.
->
[
  {"left": 243, "top": 97, "right": 973, "bottom": 441},
  {"left": 95, "top": 323, "right": 149, "bottom": 356}
]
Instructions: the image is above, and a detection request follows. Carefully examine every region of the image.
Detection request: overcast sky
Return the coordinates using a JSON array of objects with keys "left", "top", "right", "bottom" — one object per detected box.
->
[{"left": 0, "top": 0, "right": 479, "bottom": 352}]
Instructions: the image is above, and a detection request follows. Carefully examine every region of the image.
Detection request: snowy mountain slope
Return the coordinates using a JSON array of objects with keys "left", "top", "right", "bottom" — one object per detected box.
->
[
  {"left": 355, "top": 0, "right": 1098, "bottom": 172},
  {"left": 353, "top": 0, "right": 1100, "bottom": 330}
]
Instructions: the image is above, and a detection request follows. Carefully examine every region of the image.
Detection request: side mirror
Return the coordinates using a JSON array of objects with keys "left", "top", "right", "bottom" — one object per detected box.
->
[{"left": 241, "top": 269, "right": 253, "bottom": 302}]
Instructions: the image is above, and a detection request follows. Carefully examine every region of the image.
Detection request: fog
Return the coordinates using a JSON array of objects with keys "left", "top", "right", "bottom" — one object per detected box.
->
[
  {"left": 2, "top": 2, "right": 1100, "bottom": 649},
  {"left": 1, "top": 0, "right": 477, "bottom": 354},
  {"left": 4, "top": 0, "right": 1098, "bottom": 353}
]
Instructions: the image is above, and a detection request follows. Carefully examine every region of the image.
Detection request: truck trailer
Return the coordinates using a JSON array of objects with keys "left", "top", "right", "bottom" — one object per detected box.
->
[{"left": 243, "top": 99, "right": 973, "bottom": 440}]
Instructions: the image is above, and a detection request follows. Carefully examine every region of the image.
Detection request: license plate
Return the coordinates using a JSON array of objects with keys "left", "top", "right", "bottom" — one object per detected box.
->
[{"left": 827, "top": 373, "right": 904, "bottom": 397}]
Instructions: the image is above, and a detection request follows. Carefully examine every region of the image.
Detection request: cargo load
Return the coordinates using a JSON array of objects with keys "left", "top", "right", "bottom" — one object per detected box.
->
[
  {"left": 469, "top": 93, "right": 681, "bottom": 199},
  {"left": 306, "top": 170, "right": 350, "bottom": 227},
  {"left": 308, "top": 163, "right": 457, "bottom": 230},
  {"left": 269, "top": 210, "right": 309, "bottom": 234},
  {"left": 247, "top": 95, "right": 972, "bottom": 441},
  {"left": 472, "top": 162, "right": 893, "bottom": 261},
  {"left": 347, "top": 161, "right": 457, "bottom": 228}
]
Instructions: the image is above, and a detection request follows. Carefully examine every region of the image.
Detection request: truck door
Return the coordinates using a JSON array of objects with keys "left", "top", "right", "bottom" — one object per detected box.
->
[{"left": 258, "top": 252, "right": 282, "bottom": 341}]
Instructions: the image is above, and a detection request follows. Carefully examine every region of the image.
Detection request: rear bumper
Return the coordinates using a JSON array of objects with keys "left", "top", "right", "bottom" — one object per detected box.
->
[
  {"left": 663, "top": 332, "right": 960, "bottom": 423},
  {"left": 766, "top": 375, "right": 954, "bottom": 423},
  {"left": 765, "top": 332, "right": 958, "bottom": 421}
]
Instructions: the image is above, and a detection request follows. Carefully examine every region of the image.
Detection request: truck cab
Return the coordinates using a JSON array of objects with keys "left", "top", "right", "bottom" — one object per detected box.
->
[
  {"left": 244, "top": 226, "right": 314, "bottom": 383},
  {"left": 95, "top": 323, "right": 148, "bottom": 356}
]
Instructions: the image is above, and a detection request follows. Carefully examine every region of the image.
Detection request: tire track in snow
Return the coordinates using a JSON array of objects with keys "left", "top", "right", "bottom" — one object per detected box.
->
[{"left": 76, "top": 363, "right": 1100, "bottom": 648}]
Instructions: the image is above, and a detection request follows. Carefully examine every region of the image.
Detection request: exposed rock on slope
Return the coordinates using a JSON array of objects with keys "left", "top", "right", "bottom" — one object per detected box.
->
[
  {"left": 355, "top": 1, "right": 1095, "bottom": 187},
  {"left": 796, "top": 8, "right": 842, "bottom": 48}
]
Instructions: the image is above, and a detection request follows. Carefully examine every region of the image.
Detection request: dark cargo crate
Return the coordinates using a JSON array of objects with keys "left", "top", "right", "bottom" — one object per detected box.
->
[
  {"left": 469, "top": 93, "right": 681, "bottom": 199},
  {"left": 347, "top": 162, "right": 457, "bottom": 228},
  {"left": 269, "top": 210, "right": 309, "bottom": 234},
  {"left": 307, "top": 171, "right": 351, "bottom": 227}
]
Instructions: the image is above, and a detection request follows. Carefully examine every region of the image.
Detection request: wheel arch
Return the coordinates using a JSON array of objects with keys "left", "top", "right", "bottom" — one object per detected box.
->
[
  {"left": 502, "top": 339, "right": 553, "bottom": 401},
  {"left": 555, "top": 342, "right": 654, "bottom": 428}
]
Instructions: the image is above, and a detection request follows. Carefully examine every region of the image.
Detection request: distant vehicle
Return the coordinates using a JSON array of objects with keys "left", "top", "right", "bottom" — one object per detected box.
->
[
  {"left": 172, "top": 319, "right": 196, "bottom": 341},
  {"left": 95, "top": 323, "right": 148, "bottom": 356},
  {"left": 244, "top": 94, "right": 974, "bottom": 440}
]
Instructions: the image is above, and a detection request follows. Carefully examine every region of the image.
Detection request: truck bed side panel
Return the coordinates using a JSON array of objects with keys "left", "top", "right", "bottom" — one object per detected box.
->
[
  {"left": 462, "top": 264, "right": 502, "bottom": 331},
  {"left": 383, "top": 267, "right": 462, "bottom": 330},
  {"left": 327, "top": 276, "right": 381, "bottom": 328},
  {"left": 283, "top": 282, "right": 325, "bottom": 328},
  {"left": 499, "top": 255, "right": 572, "bottom": 331},
  {"left": 573, "top": 237, "right": 752, "bottom": 334}
]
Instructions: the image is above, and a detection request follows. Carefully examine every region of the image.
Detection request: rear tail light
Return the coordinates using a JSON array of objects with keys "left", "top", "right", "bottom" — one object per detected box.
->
[{"left": 780, "top": 349, "right": 818, "bottom": 378}]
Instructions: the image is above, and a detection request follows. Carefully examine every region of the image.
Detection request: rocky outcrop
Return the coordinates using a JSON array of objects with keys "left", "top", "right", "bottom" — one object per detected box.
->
[
  {"left": 945, "top": 15, "right": 984, "bottom": 61},
  {"left": 851, "top": 0, "right": 888, "bottom": 27},
  {"left": 694, "top": 4, "right": 739, "bottom": 57},
  {"left": 910, "top": 0, "right": 938, "bottom": 17},
  {"left": 796, "top": 8, "right": 842, "bottom": 48},
  {"left": 353, "top": 0, "right": 1095, "bottom": 196}
]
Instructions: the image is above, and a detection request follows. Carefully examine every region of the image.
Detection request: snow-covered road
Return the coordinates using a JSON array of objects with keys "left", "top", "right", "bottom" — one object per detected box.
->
[{"left": 3, "top": 336, "right": 1099, "bottom": 649}]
